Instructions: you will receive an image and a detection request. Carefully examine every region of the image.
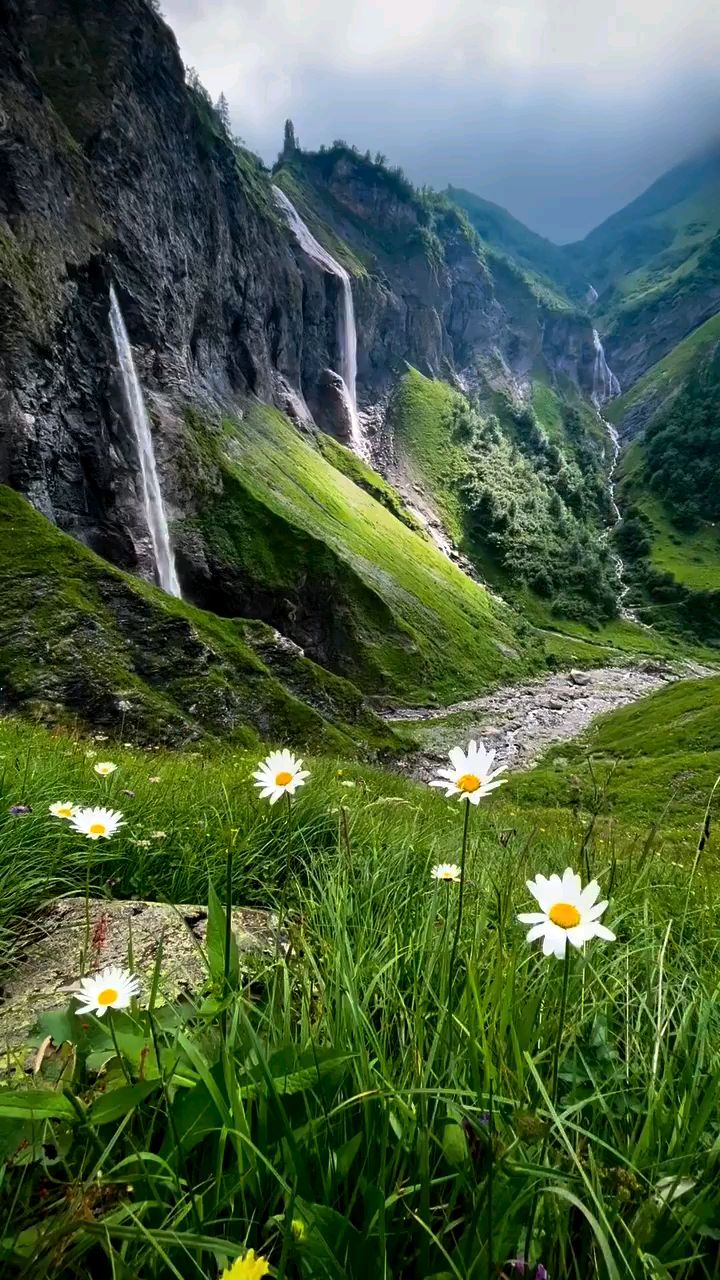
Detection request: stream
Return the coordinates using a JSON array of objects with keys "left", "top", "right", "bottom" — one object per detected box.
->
[{"left": 385, "top": 663, "right": 684, "bottom": 779}]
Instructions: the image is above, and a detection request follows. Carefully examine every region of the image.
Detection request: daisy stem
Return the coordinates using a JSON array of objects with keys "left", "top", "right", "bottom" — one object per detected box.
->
[
  {"left": 448, "top": 801, "right": 471, "bottom": 1033},
  {"left": 81, "top": 842, "right": 94, "bottom": 975},
  {"left": 221, "top": 841, "right": 235, "bottom": 1042},
  {"left": 524, "top": 944, "right": 572, "bottom": 1264},
  {"left": 551, "top": 943, "right": 572, "bottom": 1107},
  {"left": 108, "top": 1010, "right": 132, "bottom": 1085},
  {"left": 277, "top": 791, "right": 293, "bottom": 946}
]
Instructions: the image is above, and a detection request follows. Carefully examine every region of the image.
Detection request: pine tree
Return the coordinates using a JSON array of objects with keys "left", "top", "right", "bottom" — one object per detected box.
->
[{"left": 215, "top": 92, "right": 231, "bottom": 133}]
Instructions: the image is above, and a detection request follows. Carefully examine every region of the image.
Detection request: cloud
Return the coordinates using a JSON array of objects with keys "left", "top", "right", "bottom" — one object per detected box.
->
[{"left": 162, "top": 0, "right": 720, "bottom": 240}]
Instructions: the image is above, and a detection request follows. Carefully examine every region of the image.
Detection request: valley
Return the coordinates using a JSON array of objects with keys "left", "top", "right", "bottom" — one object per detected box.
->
[{"left": 1, "top": 2, "right": 720, "bottom": 1277}]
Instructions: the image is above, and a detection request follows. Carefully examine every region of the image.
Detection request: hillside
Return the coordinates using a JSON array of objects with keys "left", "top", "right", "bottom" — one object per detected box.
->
[
  {"left": 446, "top": 184, "right": 583, "bottom": 299},
  {"left": 568, "top": 143, "right": 720, "bottom": 384}
]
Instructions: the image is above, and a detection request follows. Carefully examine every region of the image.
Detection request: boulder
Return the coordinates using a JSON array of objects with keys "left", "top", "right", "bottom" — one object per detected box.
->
[{"left": 0, "top": 898, "right": 285, "bottom": 1054}]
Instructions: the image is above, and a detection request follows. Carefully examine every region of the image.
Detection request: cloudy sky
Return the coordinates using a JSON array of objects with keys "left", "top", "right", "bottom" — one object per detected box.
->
[{"left": 162, "top": 0, "right": 720, "bottom": 242}]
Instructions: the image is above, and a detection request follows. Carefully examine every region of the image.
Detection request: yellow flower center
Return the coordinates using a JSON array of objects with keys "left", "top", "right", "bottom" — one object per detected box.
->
[
  {"left": 439, "top": 870, "right": 456, "bottom": 880},
  {"left": 458, "top": 772, "right": 482, "bottom": 793},
  {"left": 97, "top": 987, "right": 118, "bottom": 1006},
  {"left": 58, "top": 807, "right": 73, "bottom": 817},
  {"left": 549, "top": 902, "right": 581, "bottom": 929},
  {"left": 89, "top": 822, "right": 107, "bottom": 836},
  {"left": 275, "top": 771, "right": 293, "bottom": 787}
]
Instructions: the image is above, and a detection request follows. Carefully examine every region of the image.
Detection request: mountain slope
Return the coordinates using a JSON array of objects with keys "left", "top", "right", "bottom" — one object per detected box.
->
[
  {"left": 568, "top": 144, "right": 720, "bottom": 384},
  {"left": 0, "top": 486, "right": 400, "bottom": 751},
  {"left": 446, "top": 185, "right": 583, "bottom": 299}
]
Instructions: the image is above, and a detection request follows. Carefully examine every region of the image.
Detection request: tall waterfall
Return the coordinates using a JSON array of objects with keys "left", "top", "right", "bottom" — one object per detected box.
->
[
  {"left": 588, "top": 328, "right": 638, "bottom": 618},
  {"left": 271, "top": 185, "right": 363, "bottom": 454},
  {"left": 591, "top": 328, "right": 621, "bottom": 405},
  {"left": 109, "top": 286, "right": 181, "bottom": 597}
]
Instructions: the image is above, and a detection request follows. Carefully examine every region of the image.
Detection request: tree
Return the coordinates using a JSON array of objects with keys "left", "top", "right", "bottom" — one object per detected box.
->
[{"left": 215, "top": 92, "right": 231, "bottom": 133}]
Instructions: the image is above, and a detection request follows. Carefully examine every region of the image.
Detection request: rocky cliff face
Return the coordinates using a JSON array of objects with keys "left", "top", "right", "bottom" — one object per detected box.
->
[
  {"left": 0, "top": 0, "right": 348, "bottom": 578},
  {"left": 276, "top": 148, "right": 601, "bottom": 406},
  {"left": 0, "top": 0, "right": 617, "bottom": 706}
]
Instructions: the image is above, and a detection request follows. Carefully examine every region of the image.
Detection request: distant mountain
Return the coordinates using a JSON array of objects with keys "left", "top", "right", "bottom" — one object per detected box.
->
[
  {"left": 446, "top": 186, "right": 584, "bottom": 298},
  {"left": 568, "top": 143, "right": 720, "bottom": 384}
]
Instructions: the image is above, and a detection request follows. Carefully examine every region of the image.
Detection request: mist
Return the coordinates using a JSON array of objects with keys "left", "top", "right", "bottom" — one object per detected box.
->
[{"left": 162, "top": 0, "right": 720, "bottom": 241}]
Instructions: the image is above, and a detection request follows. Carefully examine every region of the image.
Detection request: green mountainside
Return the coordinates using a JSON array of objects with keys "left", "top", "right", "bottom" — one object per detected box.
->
[{"left": 446, "top": 184, "right": 583, "bottom": 298}]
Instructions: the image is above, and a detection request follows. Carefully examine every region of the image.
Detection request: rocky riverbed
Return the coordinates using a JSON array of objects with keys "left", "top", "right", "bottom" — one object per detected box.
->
[{"left": 386, "top": 663, "right": 684, "bottom": 779}]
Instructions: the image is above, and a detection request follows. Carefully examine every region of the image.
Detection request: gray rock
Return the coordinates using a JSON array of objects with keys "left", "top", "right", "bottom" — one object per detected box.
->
[
  {"left": 569, "top": 670, "right": 592, "bottom": 686},
  {"left": 0, "top": 898, "right": 285, "bottom": 1054}
]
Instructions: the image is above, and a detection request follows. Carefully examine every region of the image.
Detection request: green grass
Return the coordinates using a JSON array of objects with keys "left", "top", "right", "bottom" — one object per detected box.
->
[
  {"left": 188, "top": 402, "right": 537, "bottom": 703},
  {"left": 515, "top": 674, "right": 720, "bottom": 836},
  {"left": 607, "top": 312, "right": 720, "bottom": 428},
  {"left": 2, "top": 707, "right": 720, "bottom": 1277},
  {"left": 0, "top": 486, "right": 399, "bottom": 754},
  {"left": 386, "top": 368, "right": 468, "bottom": 542}
]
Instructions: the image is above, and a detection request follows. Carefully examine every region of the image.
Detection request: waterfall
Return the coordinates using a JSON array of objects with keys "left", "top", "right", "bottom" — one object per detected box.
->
[
  {"left": 588, "top": 329, "right": 638, "bottom": 619},
  {"left": 271, "top": 185, "right": 364, "bottom": 454},
  {"left": 591, "top": 328, "right": 621, "bottom": 406},
  {"left": 109, "top": 286, "right": 181, "bottom": 597}
]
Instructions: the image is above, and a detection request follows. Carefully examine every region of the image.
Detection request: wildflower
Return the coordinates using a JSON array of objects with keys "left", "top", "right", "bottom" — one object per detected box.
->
[
  {"left": 518, "top": 867, "right": 616, "bottom": 959},
  {"left": 94, "top": 761, "right": 117, "bottom": 778},
  {"left": 49, "top": 801, "right": 76, "bottom": 820},
  {"left": 253, "top": 749, "right": 309, "bottom": 805},
  {"left": 75, "top": 966, "right": 140, "bottom": 1017},
  {"left": 93, "top": 733, "right": 109, "bottom": 743},
  {"left": 341, "top": 780, "right": 356, "bottom": 788},
  {"left": 132, "top": 839, "right": 152, "bottom": 848},
  {"left": 117, "top": 699, "right": 132, "bottom": 712},
  {"left": 9, "top": 804, "right": 32, "bottom": 816},
  {"left": 148, "top": 776, "right": 161, "bottom": 784},
  {"left": 220, "top": 1251, "right": 271, "bottom": 1280},
  {"left": 429, "top": 740, "right": 507, "bottom": 804},
  {"left": 69, "top": 806, "right": 125, "bottom": 840},
  {"left": 150, "top": 830, "right": 166, "bottom": 840},
  {"left": 431, "top": 862, "right": 462, "bottom": 883}
]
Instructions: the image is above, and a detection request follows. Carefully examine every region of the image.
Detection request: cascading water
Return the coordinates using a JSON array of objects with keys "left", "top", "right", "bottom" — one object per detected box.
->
[
  {"left": 109, "top": 286, "right": 181, "bottom": 597},
  {"left": 271, "top": 185, "right": 364, "bottom": 455},
  {"left": 590, "top": 328, "right": 637, "bottom": 619},
  {"left": 591, "top": 328, "right": 621, "bottom": 406}
]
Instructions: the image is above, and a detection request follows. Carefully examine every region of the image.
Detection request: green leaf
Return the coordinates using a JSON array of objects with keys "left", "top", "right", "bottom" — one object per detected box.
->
[
  {"left": 89, "top": 1080, "right": 162, "bottom": 1126},
  {"left": 0, "top": 1089, "right": 78, "bottom": 1121},
  {"left": 334, "top": 1131, "right": 363, "bottom": 1178},
  {"left": 207, "top": 877, "right": 239, "bottom": 987}
]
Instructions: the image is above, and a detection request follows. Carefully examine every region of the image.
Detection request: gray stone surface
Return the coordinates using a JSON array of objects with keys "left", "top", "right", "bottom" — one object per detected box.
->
[
  {"left": 385, "top": 664, "right": 687, "bottom": 777},
  {"left": 0, "top": 898, "right": 283, "bottom": 1053}
]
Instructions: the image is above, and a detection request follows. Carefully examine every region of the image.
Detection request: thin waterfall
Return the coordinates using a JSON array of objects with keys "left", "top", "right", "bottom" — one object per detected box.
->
[
  {"left": 271, "top": 185, "right": 364, "bottom": 454},
  {"left": 109, "top": 286, "right": 181, "bottom": 597},
  {"left": 589, "top": 328, "right": 637, "bottom": 619},
  {"left": 591, "top": 328, "right": 621, "bottom": 405}
]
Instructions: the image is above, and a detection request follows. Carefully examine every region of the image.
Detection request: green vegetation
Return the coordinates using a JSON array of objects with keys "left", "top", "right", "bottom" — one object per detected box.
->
[
  {"left": 518, "top": 673, "right": 720, "bottom": 837},
  {"left": 607, "top": 311, "right": 720, "bottom": 429},
  {"left": 2, "top": 693, "right": 720, "bottom": 1275},
  {"left": 315, "top": 433, "right": 423, "bottom": 532},
  {"left": 184, "top": 401, "right": 538, "bottom": 703},
  {"left": 387, "top": 369, "right": 619, "bottom": 624},
  {"left": 447, "top": 184, "right": 582, "bottom": 299},
  {"left": 0, "top": 486, "right": 399, "bottom": 754},
  {"left": 613, "top": 338, "right": 720, "bottom": 641}
]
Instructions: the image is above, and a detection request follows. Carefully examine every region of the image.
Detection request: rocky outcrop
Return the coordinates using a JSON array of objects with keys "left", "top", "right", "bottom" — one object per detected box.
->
[
  {"left": 0, "top": 0, "right": 346, "bottom": 577},
  {"left": 0, "top": 898, "right": 287, "bottom": 1054}
]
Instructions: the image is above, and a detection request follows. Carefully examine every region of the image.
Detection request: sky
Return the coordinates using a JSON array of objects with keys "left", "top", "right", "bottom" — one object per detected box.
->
[{"left": 162, "top": 0, "right": 720, "bottom": 242}]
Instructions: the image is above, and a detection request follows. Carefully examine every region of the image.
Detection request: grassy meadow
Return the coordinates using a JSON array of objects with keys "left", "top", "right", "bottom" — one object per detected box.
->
[{"left": 1, "top": 704, "right": 720, "bottom": 1278}]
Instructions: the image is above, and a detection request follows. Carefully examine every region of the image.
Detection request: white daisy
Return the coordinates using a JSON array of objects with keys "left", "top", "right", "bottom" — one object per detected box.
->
[
  {"left": 252, "top": 749, "right": 309, "bottom": 805},
  {"left": 69, "top": 806, "right": 125, "bottom": 840},
  {"left": 429, "top": 740, "right": 507, "bottom": 804},
  {"left": 75, "top": 965, "right": 140, "bottom": 1016},
  {"left": 49, "top": 801, "right": 76, "bottom": 820},
  {"left": 431, "top": 863, "right": 462, "bottom": 883},
  {"left": 94, "top": 761, "right": 118, "bottom": 777},
  {"left": 518, "top": 867, "right": 616, "bottom": 959}
]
